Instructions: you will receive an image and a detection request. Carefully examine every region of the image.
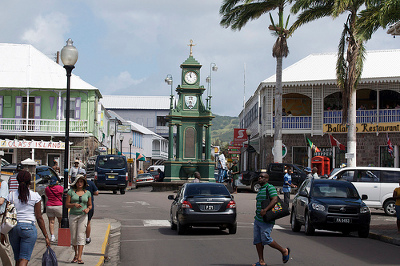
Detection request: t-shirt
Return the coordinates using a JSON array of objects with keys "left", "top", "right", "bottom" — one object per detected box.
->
[
  {"left": 283, "top": 173, "right": 292, "bottom": 193},
  {"left": 69, "top": 167, "right": 80, "bottom": 182},
  {"left": 9, "top": 190, "right": 41, "bottom": 223},
  {"left": 394, "top": 187, "right": 400, "bottom": 206},
  {"left": 45, "top": 185, "right": 63, "bottom": 206},
  {"left": 8, "top": 174, "right": 19, "bottom": 192},
  {"left": 0, "top": 180, "right": 9, "bottom": 214},
  {"left": 255, "top": 183, "right": 278, "bottom": 224},
  {"left": 86, "top": 180, "right": 98, "bottom": 204},
  {"left": 230, "top": 165, "right": 239, "bottom": 180},
  {"left": 67, "top": 189, "right": 91, "bottom": 216},
  {"left": 218, "top": 154, "right": 226, "bottom": 169}
]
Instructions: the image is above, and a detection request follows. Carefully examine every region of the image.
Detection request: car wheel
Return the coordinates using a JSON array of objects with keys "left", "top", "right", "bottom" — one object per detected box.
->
[
  {"left": 113, "top": 190, "right": 117, "bottom": 194},
  {"left": 251, "top": 181, "right": 261, "bottom": 193},
  {"left": 383, "top": 200, "right": 396, "bottom": 216},
  {"left": 228, "top": 222, "right": 237, "bottom": 234},
  {"left": 177, "top": 219, "right": 187, "bottom": 235},
  {"left": 304, "top": 212, "right": 315, "bottom": 235},
  {"left": 120, "top": 189, "right": 126, "bottom": 195},
  {"left": 170, "top": 213, "right": 177, "bottom": 230},
  {"left": 290, "top": 208, "right": 301, "bottom": 232},
  {"left": 358, "top": 225, "right": 369, "bottom": 238}
]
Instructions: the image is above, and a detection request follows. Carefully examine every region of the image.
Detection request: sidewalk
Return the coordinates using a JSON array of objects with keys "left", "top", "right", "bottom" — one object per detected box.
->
[
  {"left": 369, "top": 223, "right": 400, "bottom": 246},
  {"left": 29, "top": 216, "right": 121, "bottom": 265}
]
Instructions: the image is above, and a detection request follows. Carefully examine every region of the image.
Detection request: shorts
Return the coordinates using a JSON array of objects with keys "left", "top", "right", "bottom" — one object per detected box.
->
[
  {"left": 395, "top": 205, "right": 400, "bottom": 220},
  {"left": 88, "top": 207, "right": 94, "bottom": 221},
  {"left": 9, "top": 222, "right": 37, "bottom": 261},
  {"left": 253, "top": 219, "right": 274, "bottom": 245},
  {"left": 46, "top": 205, "right": 62, "bottom": 218}
]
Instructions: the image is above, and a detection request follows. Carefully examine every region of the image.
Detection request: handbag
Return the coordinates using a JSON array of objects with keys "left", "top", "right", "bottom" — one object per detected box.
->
[
  {"left": 261, "top": 188, "right": 290, "bottom": 222},
  {"left": 1, "top": 192, "right": 17, "bottom": 234},
  {"left": 42, "top": 246, "right": 58, "bottom": 266}
]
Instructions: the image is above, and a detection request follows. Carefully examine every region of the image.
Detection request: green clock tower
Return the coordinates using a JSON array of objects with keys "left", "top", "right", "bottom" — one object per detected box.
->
[{"left": 164, "top": 40, "right": 215, "bottom": 182}]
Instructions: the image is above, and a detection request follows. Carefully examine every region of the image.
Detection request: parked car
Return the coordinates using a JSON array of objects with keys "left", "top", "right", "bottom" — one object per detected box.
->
[
  {"left": 291, "top": 179, "right": 371, "bottom": 238},
  {"left": 1, "top": 159, "right": 17, "bottom": 173},
  {"left": 149, "top": 170, "right": 160, "bottom": 181},
  {"left": 135, "top": 173, "right": 154, "bottom": 188},
  {"left": 328, "top": 167, "right": 400, "bottom": 216},
  {"left": 168, "top": 183, "right": 237, "bottom": 235},
  {"left": 94, "top": 155, "right": 128, "bottom": 194}
]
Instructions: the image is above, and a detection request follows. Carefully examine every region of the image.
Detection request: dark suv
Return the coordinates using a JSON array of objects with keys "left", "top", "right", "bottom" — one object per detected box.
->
[
  {"left": 94, "top": 155, "right": 128, "bottom": 194},
  {"left": 267, "top": 163, "right": 307, "bottom": 187}
]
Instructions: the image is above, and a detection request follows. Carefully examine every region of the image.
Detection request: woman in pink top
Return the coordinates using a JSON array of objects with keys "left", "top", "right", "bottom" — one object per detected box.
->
[{"left": 44, "top": 176, "right": 63, "bottom": 242}]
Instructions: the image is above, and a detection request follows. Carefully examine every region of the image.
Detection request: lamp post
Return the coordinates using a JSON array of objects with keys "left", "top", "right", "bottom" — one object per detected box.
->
[
  {"left": 165, "top": 74, "right": 173, "bottom": 109},
  {"left": 119, "top": 134, "right": 124, "bottom": 154},
  {"left": 206, "top": 63, "right": 218, "bottom": 110},
  {"left": 129, "top": 138, "right": 133, "bottom": 186},
  {"left": 246, "top": 128, "right": 252, "bottom": 172},
  {"left": 59, "top": 38, "right": 78, "bottom": 244},
  {"left": 109, "top": 127, "right": 115, "bottom": 155}
]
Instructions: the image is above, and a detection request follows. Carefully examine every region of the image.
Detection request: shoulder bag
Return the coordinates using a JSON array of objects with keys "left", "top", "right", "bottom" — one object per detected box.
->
[
  {"left": 1, "top": 192, "right": 18, "bottom": 234},
  {"left": 261, "top": 186, "right": 290, "bottom": 222}
]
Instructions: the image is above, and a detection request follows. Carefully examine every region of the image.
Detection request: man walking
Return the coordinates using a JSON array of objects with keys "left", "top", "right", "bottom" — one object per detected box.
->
[
  {"left": 252, "top": 172, "right": 290, "bottom": 266},
  {"left": 69, "top": 160, "right": 81, "bottom": 184},
  {"left": 283, "top": 168, "right": 297, "bottom": 205},
  {"left": 312, "top": 167, "right": 320, "bottom": 179},
  {"left": 217, "top": 152, "right": 227, "bottom": 183},
  {"left": 8, "top": 163, "right": 23, "bottom": 192}
]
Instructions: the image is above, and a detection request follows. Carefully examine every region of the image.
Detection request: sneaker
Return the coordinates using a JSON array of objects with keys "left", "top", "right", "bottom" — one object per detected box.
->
[
  {"left": 86, "top": 237, "right": 91, "bottom": 244},
  {"left": 50, "top": 235, "right": 56, "bottom": 242}
]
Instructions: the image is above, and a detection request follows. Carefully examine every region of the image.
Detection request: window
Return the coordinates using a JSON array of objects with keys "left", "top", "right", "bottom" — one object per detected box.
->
[
  {"left": 380, "top": 146, "right": 395, "bottom": 167},
  {"left": 337, "top": 170, "right": 355, "bottom": 182},
  {"left": 356, "top": 170, "right": 379, "bottom": 182},
  {"left": 157, "top": 116, "right": 167, "bottom": 126},
  {"left": 62, "top": 97, "right": 81, "bottom": 119},
  {"left": 380, "top": 171, "right": 400, "bottom": 183}
]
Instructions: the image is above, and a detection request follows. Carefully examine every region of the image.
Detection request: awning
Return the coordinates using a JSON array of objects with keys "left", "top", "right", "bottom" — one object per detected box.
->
[{"left": 136, "top": 152, "right": 146, "bottom": 161}]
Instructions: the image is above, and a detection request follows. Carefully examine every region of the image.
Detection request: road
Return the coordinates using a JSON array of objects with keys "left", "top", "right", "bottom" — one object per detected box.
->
[{"left": 94, "top": 187, "right": 399, "bottom": 266}]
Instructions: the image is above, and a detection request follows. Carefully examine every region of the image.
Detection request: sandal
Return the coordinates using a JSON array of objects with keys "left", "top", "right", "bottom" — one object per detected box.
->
[
  {"left": 252, "top": 262, "right": 266, "bottom": 266},
  {"left": 282, "top": 247, "right": 290, "bottom": 263},
  {"left": 77, "top": 260, "right": 84, "bottom": 264},
  {"left": 71, "top": 257, "right": 78, "bottom": 263}
]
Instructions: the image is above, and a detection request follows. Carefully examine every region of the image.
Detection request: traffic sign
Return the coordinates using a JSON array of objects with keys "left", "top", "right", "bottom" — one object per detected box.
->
[{"left": 127, "top": 158, "right": 134, "bottom": 163}]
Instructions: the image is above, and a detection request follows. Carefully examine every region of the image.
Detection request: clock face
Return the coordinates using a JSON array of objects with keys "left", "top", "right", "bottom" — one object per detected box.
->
[{"left": 184, "top": 71, "right": 198, "bottom": 84}]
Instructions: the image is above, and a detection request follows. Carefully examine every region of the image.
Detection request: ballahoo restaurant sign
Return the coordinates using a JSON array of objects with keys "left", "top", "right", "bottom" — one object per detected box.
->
[
  {"left": 324, "top": 123, "right": 400, "bottom": 133},
  {"left": 0, "top": 139, "right": 65, "bottom": 150}
]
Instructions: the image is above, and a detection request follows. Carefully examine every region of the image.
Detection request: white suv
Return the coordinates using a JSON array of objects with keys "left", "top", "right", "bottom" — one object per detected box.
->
[{"left": 329, "top": 167, "right": 400, "bottom": 216}]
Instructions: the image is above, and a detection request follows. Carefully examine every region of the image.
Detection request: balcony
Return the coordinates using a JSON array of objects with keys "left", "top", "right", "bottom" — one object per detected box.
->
[
  {"left": 152, "top": 149, "right": 168, "bottom": 160},
  {"left": 0, "top": 118, "right": 88, "bottom": 135},
  {"left": 273, "top": 116, "right": 313, "bottom": 129},
  {"left": 323, "top": 109, "right": 400, "bottom": 124}
]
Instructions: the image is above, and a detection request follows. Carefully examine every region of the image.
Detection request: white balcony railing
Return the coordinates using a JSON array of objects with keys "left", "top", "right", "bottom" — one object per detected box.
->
[{"left": 0, "top": 118, "right": 88, "bottom": 133}]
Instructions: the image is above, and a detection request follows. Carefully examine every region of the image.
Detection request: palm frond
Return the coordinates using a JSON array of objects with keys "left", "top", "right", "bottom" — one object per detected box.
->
[{"left": 289, "top": 4, "right": 334, "bottom": 34}]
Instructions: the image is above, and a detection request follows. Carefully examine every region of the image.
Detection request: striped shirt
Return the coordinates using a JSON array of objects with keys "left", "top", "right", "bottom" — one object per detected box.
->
[
  {"left": 8, "top": 174, "right": 19, "bottom": 192},
  {"left": 255, "top": 183, "right": 278, "bottom": 224}
]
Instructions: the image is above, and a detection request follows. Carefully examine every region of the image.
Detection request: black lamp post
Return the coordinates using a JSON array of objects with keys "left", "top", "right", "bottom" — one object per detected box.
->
[
  {"left": 60, "top": 38, "right": 78, "bottom": 241},
  {"left": 129, "top": 138, "right": 133, "bottom": 185},
  {"left": 246, "top": 128, "right": 252, "bottom": 172},
  {"left": 109, "top": 127, "right": 114, "bottom": 155},
  {"left": 119, "top": 134, "right": 124, "bottom": 154}
]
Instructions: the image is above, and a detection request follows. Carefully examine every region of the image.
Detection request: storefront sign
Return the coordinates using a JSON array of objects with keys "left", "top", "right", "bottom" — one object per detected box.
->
[
  {"left": 117, "top": 124, "right": 131, "bottom": 133},
  {"left": 0, "top": 139, "right": 65, "bottom": 150},
  {"left": 314, "top": 147, "right": 333, "bottom": 157},
  {"left": 324, "top": 123, "right": 400, "bottom": 133},
  {"left": 228, "top": 150, "right": 241, "bottom": 154},
  {"left": 233, "top": 128, "right": 248, "bottom": 143}
]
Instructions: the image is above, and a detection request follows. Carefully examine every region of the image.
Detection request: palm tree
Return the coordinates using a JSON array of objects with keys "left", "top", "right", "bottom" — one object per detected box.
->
[
  {"left": 220, "top": 0, "right": 291, "bottom": 163},
  {"left": 290, "top": 0, "right": 369, "bottom": 167}
]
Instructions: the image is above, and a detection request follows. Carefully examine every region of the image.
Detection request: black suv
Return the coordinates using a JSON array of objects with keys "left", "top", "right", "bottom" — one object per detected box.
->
[
  {"left": 267, "top": 163, "right": 307, "bottom": 187},
  {"left": 94, "top": 155, "right": 128, "bottom": 194}
]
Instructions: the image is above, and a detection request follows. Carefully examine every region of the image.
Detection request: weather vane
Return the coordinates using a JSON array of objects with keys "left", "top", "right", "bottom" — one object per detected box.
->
[{"left": 188, "top": 39, "right": 196, "bottom": 56}]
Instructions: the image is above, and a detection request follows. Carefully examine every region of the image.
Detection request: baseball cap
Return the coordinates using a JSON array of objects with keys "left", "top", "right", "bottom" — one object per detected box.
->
[
  {"left": 17, "top": 163, "right": 24, "bottom": 171},
  {"left": 74, "top": 160, "right": 80, "bottom": 164},
  {"left": 305, "top": 167, "right": 312, "bottom": 172},
  {"left": 49, "top": 176, "right": 58, "bottom": 186}
]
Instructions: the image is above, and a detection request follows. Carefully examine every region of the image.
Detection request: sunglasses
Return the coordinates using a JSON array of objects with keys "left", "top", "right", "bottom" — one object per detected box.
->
[{"left": 79, "top": 196, "right": 82, "bottom": 204}]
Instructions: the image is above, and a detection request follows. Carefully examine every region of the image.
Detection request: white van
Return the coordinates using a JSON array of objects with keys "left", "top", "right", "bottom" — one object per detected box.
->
[
  {"left": 147, "top": 165, "right": 164, "bottom": 172},
  {"left": 329, "top": 167, "right": 400, "bottom": 216}
]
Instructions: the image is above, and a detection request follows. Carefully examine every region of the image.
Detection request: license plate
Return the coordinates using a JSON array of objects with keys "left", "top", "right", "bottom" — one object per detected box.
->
[
  {"left": 203, "top": 205, "right": 214, "bottom": 210},
  {"left": 335, "top": 218, "right": 351, "bottom": 223},
  {"left": 107, "top": 175, "right": 116, "bottom": 179}
]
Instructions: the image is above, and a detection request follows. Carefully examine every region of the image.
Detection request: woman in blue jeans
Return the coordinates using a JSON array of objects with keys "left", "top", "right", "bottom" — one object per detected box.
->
[{"left": 1, "top": 170, "right": 50, "bottom": 265}]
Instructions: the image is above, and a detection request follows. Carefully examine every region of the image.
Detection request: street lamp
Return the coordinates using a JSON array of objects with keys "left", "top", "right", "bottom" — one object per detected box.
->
[
  {"left": 129, "top": 138, "right": 133, "bottom": 186},
  {"left": 206, "top": 63, "right": 218, "bottom": 110},
  {"left": 165, "top": 74, "right": 173, "bottom": 109},
  {"left": 246, "top": 128, "right": 252, "bottom": 171},
  {"left": 119, "top": 134, "right": 124, "bottom": 154},
  {"left": 59, "top": 38, "right": 78, "bottom": 243},
  {"left": 109, "top": 127, "right": 115, "bottom": 155}
]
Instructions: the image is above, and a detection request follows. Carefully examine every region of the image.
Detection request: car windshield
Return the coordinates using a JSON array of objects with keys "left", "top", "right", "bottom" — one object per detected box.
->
[
  {"left": 138, "top": 174, "right": 152, "bottom": 178},
  {"left": 185, "top": 185, "right": 230, "bottom": 197},
  {"left": 329, "top": 168, "right": 341, "bottom": 177},
  {"left": 312, "top": 183, "right": 359, "bottom": 198},
  {"left": 97, "top": 156, "right": 126, "bottom": 169}
]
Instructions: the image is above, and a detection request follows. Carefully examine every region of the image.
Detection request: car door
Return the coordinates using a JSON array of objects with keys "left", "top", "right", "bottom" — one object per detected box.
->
[
  {"left": 295, "top": 179, "right": 311, "bottom": 223},
  {"left": 268, "top": 164, "right": 284, "bottom": 186},
  {"left": 353, "top": 169, "right": 381, "bottom": 207},
  {"left": 171, "top": 186, "right": 184, "bottom": 220}
]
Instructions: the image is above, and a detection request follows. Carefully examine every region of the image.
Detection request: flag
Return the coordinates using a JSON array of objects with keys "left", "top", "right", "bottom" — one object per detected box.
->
[
  {"left": 136, "top": 152, "right": 146, "bottom": 161},
  {"left": 387, "top": 133, "right": 394, "bottom": 157},
  {"left": 306, "top": 137, "right": 321, "bottom": 152},
  {"left": 329, "top": 135, "right": 346, "bottom": 151}
]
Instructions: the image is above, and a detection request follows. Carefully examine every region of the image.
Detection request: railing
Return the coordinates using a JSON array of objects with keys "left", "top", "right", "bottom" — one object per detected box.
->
[
  {"left": 152, "top": 149, "right": 168, "bottom": 159},
  {"left": 0, "top": 118, "right": 88, "bottom": 133},
  {"left": 323, "top": 109, "right": 400, "bottom": 124},
  {"left": 273, "top": 116, "right": 312, "bottom": 129}
]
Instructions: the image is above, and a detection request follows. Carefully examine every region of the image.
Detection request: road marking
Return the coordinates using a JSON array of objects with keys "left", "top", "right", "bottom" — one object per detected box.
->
[
  {"left": 121, "top": 237, "right": 253, "bottom": 242},
  {"left": 143, "top": 220, "right": 171, "bottom": 227},
  {"left": 123, "top": 201, "right": 150, "bottom": 205}
]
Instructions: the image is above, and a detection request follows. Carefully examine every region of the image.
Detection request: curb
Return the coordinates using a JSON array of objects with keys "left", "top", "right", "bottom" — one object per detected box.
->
[
  {"left": 96, "top": 223, "right": 111, "bottom": 266},
  {"left": 369, "top": 231, "right": 400, "bottom": 246}
]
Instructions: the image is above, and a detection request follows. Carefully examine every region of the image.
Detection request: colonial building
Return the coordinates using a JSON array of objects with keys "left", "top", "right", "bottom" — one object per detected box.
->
[{"left": 240, "top": 49, "right": 400, "bottom": 172}]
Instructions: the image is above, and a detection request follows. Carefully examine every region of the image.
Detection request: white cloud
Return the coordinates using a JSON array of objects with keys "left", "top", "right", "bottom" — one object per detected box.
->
[
  {"left": 100, "top": 71, "right": 146, "bottom": 94},
  {"left": 20, "top": 12, "right": 70, "bottom": 55}
]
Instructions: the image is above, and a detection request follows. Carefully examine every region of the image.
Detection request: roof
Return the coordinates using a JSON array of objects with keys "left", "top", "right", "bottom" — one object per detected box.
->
[
  {"left": 261, "top": 49, "right": 400, "bottom": 87},
  {"left": 0, "top": 43, "right": 100, "bottom": 94},
  {"left": 100, "top": 95, "right": 171, "bottom": 110}
]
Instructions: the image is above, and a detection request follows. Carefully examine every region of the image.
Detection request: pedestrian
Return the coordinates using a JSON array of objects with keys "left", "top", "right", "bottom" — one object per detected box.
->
[
  {"left": 138, "top": 169, "right": 144, "bottom": 175},
  {"left": 305, "top": 167, "right": 313, "bottom": 179},
  {"left": 393, "top": 181, "right": 400, "bottom": 233},
  {"left": 230, "top": 161, "right": 240, "bottom": 193},
  {"left": 217, "top": 152, "right": 227, "bottom": 183},
  {"left": 2, "top": 170, "right": 50, "bottom": 265},
  {"left": 8, "top": 163, "right": 24, "bottom": 192},
  {"left": 0, "top": 175, "right": 13, "bottom": 266},
  {"left": 252, "top": 172, "right": 290, "bottom": 266},
  {"left": 69, "top": 160, "right": 81, "bottom": 184},
  {"left": 52, "top": 160, "right": 60, "bottom": 175},
  {"left": 193, "top": 171, "right": 201, "bottom": 183},
  {"left": 66, "top": 174, "right": 92, "bottom": 264},
  {"left": 312, "top": 167, "right": 320, "bottom": 179},
  {"left": 157, "top": 168, "right": 165, "bottom": 182},
  {"left": 77, "top": 168, "right": 99, "bottom": 244},
  {"left": 44, "top": 176, "right": 63, "bottom": 242},
  {"left": 283, "top": 168, "right": 297, "bottom": 205}
]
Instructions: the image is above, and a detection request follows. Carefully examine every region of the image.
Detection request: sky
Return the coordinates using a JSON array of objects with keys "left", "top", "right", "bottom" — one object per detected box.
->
[{"left": 1, "top": 1, "right": 399, "bottom": 117}]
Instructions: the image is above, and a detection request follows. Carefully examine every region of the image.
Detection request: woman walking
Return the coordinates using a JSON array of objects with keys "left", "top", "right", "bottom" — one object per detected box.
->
[
  {"left": 1, "top": 170, "right": 50, "bottom": 266},
  {"left": 44, "top": 176, "right": 63, "bottom": 242},
  {"left": 66, "top": 174, "right": 92, "bottom": 264}
]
